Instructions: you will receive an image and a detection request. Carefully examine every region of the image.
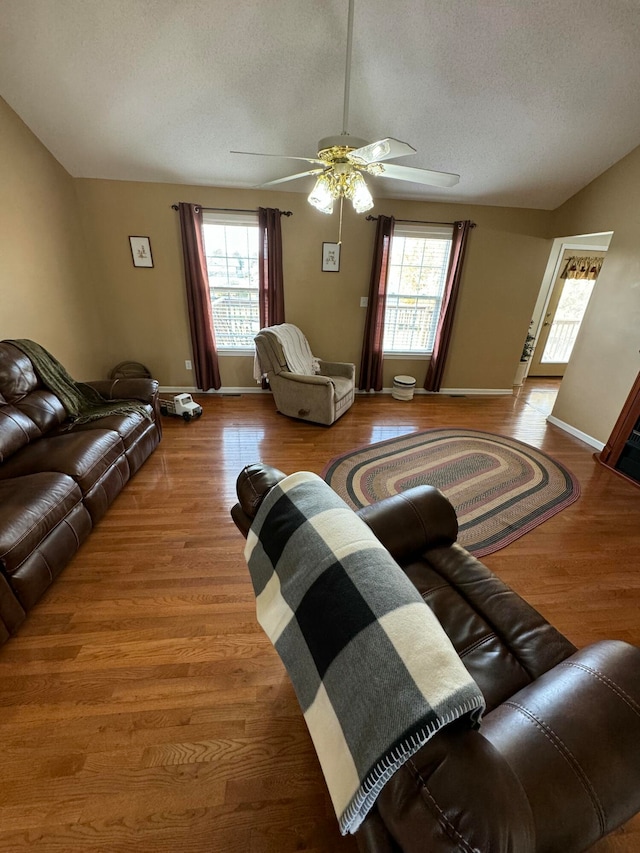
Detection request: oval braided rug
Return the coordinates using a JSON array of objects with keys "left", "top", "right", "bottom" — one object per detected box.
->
[{"left": 322, "top": 428, "right": 580, "bottom": 556}]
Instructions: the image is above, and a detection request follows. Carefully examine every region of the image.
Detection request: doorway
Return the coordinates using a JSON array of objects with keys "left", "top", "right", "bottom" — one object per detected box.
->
[
  {"left": 522, "top": 233, "right": 613, "bottom": 384},
  {"left": 528, "top": 249, "right": 606, "bottom": 377}
]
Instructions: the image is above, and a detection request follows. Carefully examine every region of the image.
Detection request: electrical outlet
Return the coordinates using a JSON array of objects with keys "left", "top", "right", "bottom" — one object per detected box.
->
[
  {"left": 360, "top": 297, "right": 368, "bottom": 308},
  {"left": 185, "top": 360, "right": 192, "bottom": 370}
]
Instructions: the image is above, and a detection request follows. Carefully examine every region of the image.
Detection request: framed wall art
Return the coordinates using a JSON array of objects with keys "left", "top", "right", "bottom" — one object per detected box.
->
[
  {"left": 322, "top": 242, "right": 340, "bottom": 272},
  {"left": 129, "top": 236, "right": 154, "bottom": 268}
]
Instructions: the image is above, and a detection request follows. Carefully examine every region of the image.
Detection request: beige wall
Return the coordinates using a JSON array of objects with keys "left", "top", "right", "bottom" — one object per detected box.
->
[
  {"left": 74, "top": 178, "right": 551, "bottom": 390},
  {"left": 1, "top": 93, "right": 553, "bottom": 394},
  {"left": 0, "top": 97, "right": 103, "bottom": 377},
  {"left": 5, "top": 91, "right": 637, "bottom": 442},
  {"left": 6, "top": 86, "right": 640, "bottom": 448},
  {"left": 551, "top": 145, "right": 640, "bottom": 443}
]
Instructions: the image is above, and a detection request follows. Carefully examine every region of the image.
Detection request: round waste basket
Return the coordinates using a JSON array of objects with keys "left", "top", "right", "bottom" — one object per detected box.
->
[{"left": 392, "top": 375, "right": 416, "bottom": 401}]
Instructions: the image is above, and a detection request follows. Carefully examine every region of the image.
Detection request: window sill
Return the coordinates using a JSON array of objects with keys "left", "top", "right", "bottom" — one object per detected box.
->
[
  {"left": 383, "top": 352, "right": 432, "bottom": 360},
  {"left": 217, "top": 348, "right": 256, "bottom": 357}
]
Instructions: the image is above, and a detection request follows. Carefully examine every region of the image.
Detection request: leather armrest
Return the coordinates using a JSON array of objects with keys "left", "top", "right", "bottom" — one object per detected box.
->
[
  {"left": 231, "top": 463, "right": 287, "bottom": 537},
  {"left": 482, "top": 639, "right": 640, "bottom": 853},
  {"left": 376, "top": 720, "right": 535, "bottom": 853},
  {"left": 356, "top": 807, "right": 403, "bottom": 853},
  {"left": 357, "top": 486, "right": 458, "bottom": 562},
  {"left": 85, "top": 378, "right": 159, "bottom": 404}
]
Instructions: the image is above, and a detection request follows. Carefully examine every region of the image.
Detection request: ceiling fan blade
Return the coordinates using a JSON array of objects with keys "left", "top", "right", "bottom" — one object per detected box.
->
[
  {"left": 348, "top": 138, "right": 416, "bottom": 165},
  {"left": 260, "top": 168, "right": 326, "bottom": 188},
  {"left": 231, "top": 150, "right": 325, "bottom": 166},
  {"left": 375, "top": 163, "right": 460, "bottom": 188}
]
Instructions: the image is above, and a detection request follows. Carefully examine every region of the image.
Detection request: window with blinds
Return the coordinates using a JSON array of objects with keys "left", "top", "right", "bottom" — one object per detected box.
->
[
  {"left": 383, "top": 223, "right": 453, "bottom": 355},
  {"left": 201, "top": 211, "right": 259, "bottom": 349}
]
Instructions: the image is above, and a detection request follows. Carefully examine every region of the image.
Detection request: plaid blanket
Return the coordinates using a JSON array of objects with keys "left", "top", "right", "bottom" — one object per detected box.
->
[{"left": 244, "top": 471, "right": 485, "bottom": 835}]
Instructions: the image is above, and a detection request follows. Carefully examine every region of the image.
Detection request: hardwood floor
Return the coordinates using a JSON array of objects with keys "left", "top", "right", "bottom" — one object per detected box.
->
[{"left": 1, "top": 380, "right": 639, "bottom": 852}]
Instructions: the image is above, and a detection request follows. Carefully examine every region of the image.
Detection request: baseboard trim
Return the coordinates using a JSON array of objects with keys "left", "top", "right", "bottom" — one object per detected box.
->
[
  {"left": 546, "top": 415, "right": 605, "bottom": 450},
  {"left": 356, "top": 387, "right": 513, "bottom": 397},
  {"left": 160, "top": 385, "right": 513, "bottom": 398},
  {"left": 439, "top": 388, "right": 514, "bottom": 397},
  {"left": 159, "top": 385, "right": 266, "bottom": 395}
]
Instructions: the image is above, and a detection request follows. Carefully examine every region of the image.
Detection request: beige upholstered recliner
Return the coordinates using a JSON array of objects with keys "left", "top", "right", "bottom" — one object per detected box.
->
[{"left": 254, "top": 324, "right": 355, "bottom": 425}]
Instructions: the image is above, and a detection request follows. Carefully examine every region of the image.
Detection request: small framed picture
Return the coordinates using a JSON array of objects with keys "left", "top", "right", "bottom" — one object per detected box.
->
[
  {"left": 129, "top": 236, "right": 154, "bottom": 268},
  {"left": 322, "top": 242, "right": 340, "bottom": 272}
]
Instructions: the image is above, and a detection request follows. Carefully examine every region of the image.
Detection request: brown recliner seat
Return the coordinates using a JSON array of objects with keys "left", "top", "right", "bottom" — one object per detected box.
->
[{"left": 232, "top": 463, "right": 640, "bottom": 853}]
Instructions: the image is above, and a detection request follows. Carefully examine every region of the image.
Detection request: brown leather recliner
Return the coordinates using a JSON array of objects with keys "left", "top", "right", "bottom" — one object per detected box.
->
[{"left": 231, "top": 463, "right": 640, "bottom": 853}]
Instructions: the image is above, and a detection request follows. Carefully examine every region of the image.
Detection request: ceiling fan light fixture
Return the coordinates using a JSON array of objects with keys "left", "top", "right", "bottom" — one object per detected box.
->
[
  {"left": 308, "top": 173, "right": 335, "bottom": 214},
  {"left": 349, "top": 171, "right": 374, "bottom": 213},
  {"left": 233, "top": 1, "right": 461, "bottom": 218}
]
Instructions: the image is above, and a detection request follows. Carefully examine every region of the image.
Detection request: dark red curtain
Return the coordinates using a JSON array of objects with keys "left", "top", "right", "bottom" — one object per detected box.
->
[
  {"left": 358, "top": 215, "right": 395, "bottom": 391},
  {"left": 258, "top": 207, "right": 285, "bottom": 328},
  {"left": 178, "top": 203, "right": 221, "bottom": 391},
  {"left": 424, "top": 220, "right": 472, "bottom": 392}
]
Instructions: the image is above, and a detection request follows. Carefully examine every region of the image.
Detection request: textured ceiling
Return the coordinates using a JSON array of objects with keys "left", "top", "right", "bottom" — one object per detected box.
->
[{"left": 1, "top": 0, "right": 640, "bottom": 209}]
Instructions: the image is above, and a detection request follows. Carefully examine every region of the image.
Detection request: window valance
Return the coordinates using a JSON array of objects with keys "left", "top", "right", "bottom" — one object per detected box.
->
[{"left": 560, "top": 256, "right": 603, "bottom": 280}]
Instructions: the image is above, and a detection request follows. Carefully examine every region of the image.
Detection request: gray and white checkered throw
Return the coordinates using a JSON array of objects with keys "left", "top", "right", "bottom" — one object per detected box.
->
[{"left": 244, "top": 472, "right": 485, "bottom": 834}]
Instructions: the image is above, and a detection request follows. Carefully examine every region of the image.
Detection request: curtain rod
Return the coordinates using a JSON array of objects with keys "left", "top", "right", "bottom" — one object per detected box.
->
[
  {"left": 365, "top": 215, "right": 476, "bottom": 227},
  {"left": 171, "top": 204, "right": 292, "bottom": 216}
]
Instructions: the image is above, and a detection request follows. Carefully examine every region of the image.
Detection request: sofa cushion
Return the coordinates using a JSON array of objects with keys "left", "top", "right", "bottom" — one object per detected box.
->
[
  {"left": 71, "top": 412, "right": 160, "bottom": 479},
  {"left": 0, "top": 472, "right": 82, "bottom": 573},
  {"left": 0, "top": 429, "right": 125, "bottom": 494},
  {"left": 14, "top": 389, "right": 67, "bottom": 434},
  {"left": 0, "top": 405, "right": 41, "bottom": 462},
  {"left": 64, "top": 406, "right": 154, "bottom": 452},
  {"left": 0, "top": 342, "right": 39, "bottom": 402}
]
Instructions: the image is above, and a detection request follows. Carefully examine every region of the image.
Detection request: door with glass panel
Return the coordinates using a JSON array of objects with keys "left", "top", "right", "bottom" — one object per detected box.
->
[{"left": 528, "top": 251, "right": 605, "bottom": 377}]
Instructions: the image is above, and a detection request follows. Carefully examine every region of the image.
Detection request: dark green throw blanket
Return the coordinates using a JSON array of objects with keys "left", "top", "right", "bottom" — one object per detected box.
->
[{"left": 10, "top": 339, "right": 151, "bottom": 425}]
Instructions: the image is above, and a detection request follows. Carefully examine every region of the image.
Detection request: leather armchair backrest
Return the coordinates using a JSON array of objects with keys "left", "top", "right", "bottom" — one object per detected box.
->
[{"left": 402, "top": 545, "right": 576, "bottom": 710}]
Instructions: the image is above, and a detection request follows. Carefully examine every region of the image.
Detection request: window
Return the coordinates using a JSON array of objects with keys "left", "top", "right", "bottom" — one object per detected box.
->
[
  {"left": 201, "top": 211, "right": 259, "bottom": 350},
  {"left": 540, "top": 278, "right": 595, "bottom": 363},
  {"left": 383, "top": 224, "right": 453, "bottom": 355}
]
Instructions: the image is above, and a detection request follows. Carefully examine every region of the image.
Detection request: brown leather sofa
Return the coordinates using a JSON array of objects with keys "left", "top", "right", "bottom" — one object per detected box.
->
[
  {"left": 232, "top": 462, "right": 640, "bottom": 853},
  {"left": 0, "top": 341, "right": 162, "bottom": 644}
]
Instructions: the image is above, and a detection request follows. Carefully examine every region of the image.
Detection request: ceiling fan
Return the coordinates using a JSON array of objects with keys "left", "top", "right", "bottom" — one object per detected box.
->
[{"left": 231, "top": 0, "right": 460, "bottom": 216}]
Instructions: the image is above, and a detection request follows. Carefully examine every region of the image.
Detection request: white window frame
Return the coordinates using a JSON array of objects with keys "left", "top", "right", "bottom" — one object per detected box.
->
[
  {"left": 202, "top": 210, "right": 260, "bottom": 354},
  {"left": 383, "top": 223, "right": 453, "bottom": 357}
]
